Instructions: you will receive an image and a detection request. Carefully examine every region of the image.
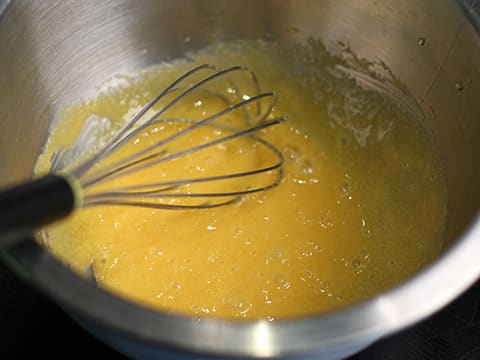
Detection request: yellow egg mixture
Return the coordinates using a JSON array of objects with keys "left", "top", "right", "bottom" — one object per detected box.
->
[{"left": 35, "top": 40, "right": 447, "bottom": 319}]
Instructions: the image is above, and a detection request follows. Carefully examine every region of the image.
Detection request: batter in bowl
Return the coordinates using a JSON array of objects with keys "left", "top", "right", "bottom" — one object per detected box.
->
[{"left": 35, "top": 40, "right": 447, "bottom": 319}]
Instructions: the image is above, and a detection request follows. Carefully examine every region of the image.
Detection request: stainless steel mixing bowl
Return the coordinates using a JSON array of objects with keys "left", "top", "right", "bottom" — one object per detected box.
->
[{"left": 0, "top": 1, "right": 479, "bottom": 359}]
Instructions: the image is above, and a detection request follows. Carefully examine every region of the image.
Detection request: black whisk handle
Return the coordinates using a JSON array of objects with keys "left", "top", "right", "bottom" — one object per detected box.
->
[{"left": 0, "top": 175, "right": 76, "bottom": 247}]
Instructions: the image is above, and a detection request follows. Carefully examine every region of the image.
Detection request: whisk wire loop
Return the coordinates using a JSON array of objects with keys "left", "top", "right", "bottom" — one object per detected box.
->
[{"left": 54, "top": 64, "right": 287, "bottom": 210}]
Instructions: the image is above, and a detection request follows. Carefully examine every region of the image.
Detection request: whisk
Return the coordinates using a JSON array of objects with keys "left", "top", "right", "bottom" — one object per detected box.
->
[{"left": 0, "top": 64, "right": 287, "bottom": 246}]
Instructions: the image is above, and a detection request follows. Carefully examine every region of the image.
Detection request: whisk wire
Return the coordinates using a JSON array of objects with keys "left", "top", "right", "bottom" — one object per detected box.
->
[
  {"left": 71, "top": 64, "right": 217, "bottom": 177},
  {"left": 82, "top": 118, "right": 286, "bottom": 203},
  {"left": 54, "top": 64, "right": 286, "bottom": 210},
  {"left": 80, "top": 92, "right": 278, "bottom": 189},
  {"left": 72, "top": 65, "right": 261, "bottom": 179}
]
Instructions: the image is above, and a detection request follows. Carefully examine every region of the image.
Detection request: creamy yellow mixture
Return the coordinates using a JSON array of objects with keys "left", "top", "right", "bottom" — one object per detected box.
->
[{"left": 36, "top": 41, "right": 447, "bottom": 319}]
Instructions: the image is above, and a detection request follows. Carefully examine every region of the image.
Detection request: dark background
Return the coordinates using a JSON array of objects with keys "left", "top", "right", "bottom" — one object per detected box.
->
[{"left": 1, "top": 261, "right": 479, "bottom": 360}]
